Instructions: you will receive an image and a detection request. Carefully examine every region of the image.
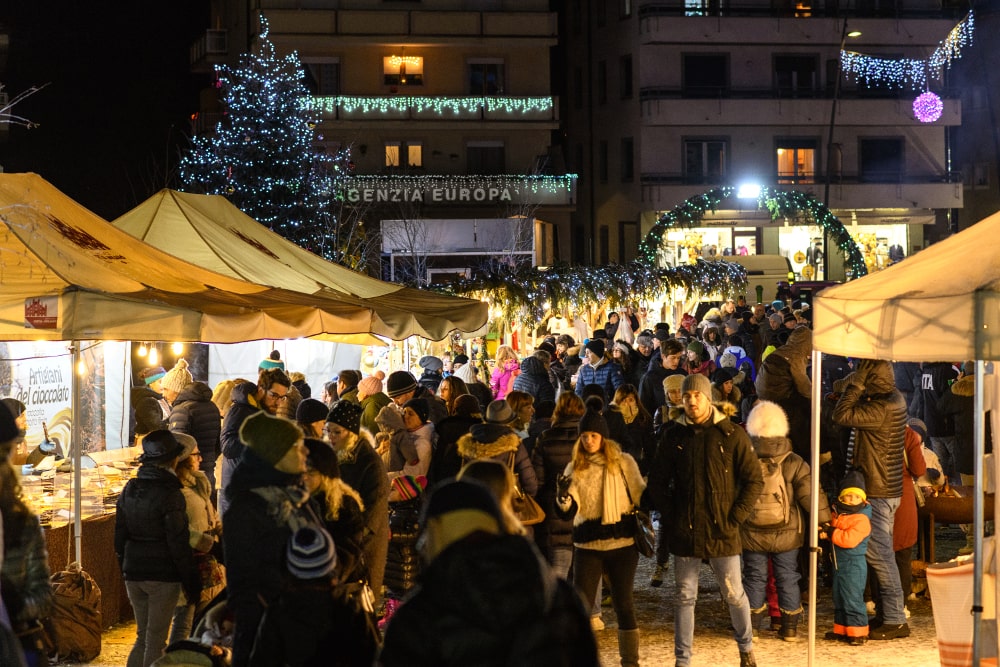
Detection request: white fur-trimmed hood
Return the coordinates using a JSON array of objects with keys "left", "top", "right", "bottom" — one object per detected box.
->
[{"left": 745, "top": 399, "right": 789, "bottom": 438}]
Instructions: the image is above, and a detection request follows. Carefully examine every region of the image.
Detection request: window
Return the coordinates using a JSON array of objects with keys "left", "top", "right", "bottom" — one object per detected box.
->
[
  {"left": 383, "top": 55, "right": 423, "bottom": 86},
  {"left": 385, "top": 141, "right": 423, "bottom": 169},
  {"left": 859, "top": 138, "right": 903, "bottom": 182},
  {"left": 469, "top": 60, "right": 504, "bottom": 95},
  {"left": 775, "top": 138, "right": 817, "bottom": 183},
  {"left": 621, "top": 137, "right": 634, "bottom": 182},
  {"left": 620, "top": 55, "right": 633, "bottom": 99},
  {"left": 618, "top": 221, "right": 638, "bottom": 262},
  {"left": 597, "top": 61, "right": 607, "bottom": 105},
  {"left": 684, "top": 139, "right": 727, "bottom": 182},
  {"left": 303, "top": 59, "right": 340, "bottom": 95},
  {"left": 467, "top": 141, "right": 505, "bottom": 175},
  {"left": 774, "top": 55, "right": 818, "bottom": 97},
  {"left": 599, "top": 141, "right": 609, "bottom": 183},
  {"left": 683, "top": 54, "right": 728, "bottom": 97}
]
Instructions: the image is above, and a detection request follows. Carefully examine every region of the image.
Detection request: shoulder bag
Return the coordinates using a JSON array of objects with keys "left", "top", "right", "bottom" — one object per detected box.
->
[{"left": 621, "top": 468, "right": 655, "bottom": 557}]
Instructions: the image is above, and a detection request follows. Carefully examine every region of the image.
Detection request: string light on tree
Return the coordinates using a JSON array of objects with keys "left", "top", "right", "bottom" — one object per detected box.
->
[{"left": 913, "top": 92, "right": 944, "bottom": 123}]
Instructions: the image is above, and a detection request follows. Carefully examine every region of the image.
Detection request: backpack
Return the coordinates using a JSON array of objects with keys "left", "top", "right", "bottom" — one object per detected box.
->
[{"left": 747, "top": 452, "right": 792, "bottom": 529}]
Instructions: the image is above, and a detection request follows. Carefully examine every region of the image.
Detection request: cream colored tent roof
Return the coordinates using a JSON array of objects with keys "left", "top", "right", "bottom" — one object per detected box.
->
[
  {"left": 812, "top": 210, "right": 1000, "bottom": 361},
  {"left": 0, "top": 173, "right": 426, "bottom": 343},
  {"left": 112, "top": 189, "right": 488, "bottom": 341}
]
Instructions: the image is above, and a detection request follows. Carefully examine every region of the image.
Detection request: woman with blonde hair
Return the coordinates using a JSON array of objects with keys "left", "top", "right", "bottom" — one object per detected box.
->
[
  {"left": 555, "top": 408, "right": 645, "bottom": 666},
  {"left": 457, "top": 459, "right": 526, "bottom": 536},
  {"left": 490, "top": 345, "right": 520, "bottom": 400}
]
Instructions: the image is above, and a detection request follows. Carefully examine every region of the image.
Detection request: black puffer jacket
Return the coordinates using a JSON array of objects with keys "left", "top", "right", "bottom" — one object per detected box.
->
[
  {"left": 648, "top": 407, "right": 763, "bottom": 558},
  {"left": 832, "top": 360, "right": 907, "bottom": 499},
  {"left": 0, "top": 510, "right": 52, "bottom": 624},
  {"left": 938, "top": 374, "right": 992, "bottom": 476},
  {"left": 531, "top": 419, "right": 579, "bottom": 555},
  {"left": 115, "top": 465, "right": 199, "bottom": 600},
  {"left": 220, "top": 381, "right": 261, "bottom": 462},
  {"left": 168, "top": 381, "right": 222, "bottom": 463},
  {"left": 512, "top": 357, "right": 556, "bottom": 405},
  {"left": 378, "top": 533, "right": 597, "bottom": 667},
  {"left": 338, "top": 432, "right": 389, "bottom": 607}
]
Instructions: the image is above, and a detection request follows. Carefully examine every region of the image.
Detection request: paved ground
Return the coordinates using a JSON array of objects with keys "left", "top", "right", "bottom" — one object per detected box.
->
[{"left": 69, "top": 525, "right": 972, "bottom": 666}]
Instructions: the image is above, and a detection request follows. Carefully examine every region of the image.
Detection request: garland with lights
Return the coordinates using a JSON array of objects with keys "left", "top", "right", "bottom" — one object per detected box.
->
[
  {"left": 307, "top": 96, "right": 554, "bottom": 116},
  {"left": 638, "top": 186, "right": 868, "bottom": 279},
  {"left": 841, "top": 11, "right": 974, "bottom": 90},
  {"left": 433, "top": 260, "right": 747, "bottom": 327}
]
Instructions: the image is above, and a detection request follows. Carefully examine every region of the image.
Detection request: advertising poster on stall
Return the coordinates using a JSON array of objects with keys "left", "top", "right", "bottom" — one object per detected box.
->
[{"left": 0, "top": 341, "right": 73, "bottom": 461}]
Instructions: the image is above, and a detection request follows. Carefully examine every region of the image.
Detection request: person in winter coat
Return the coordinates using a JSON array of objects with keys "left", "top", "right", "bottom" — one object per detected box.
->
[
  {"left": 0, "top": 403, "right": 52, "bottom": 667},
  {"left": 939, "top": 361, "right": 992, "bottom": 487},
  {"left": 167, "top": 434, "right": 225, "bottom": 645},
  {"left": 684, "top": 340, "right": 716, "bottom": 378},
  {"left": 755, "top": 326, "right": 813, "bottom": 461},
  {"left": 116, "top": 430, "right": 200, "bottom": 667},
  {"left": 301, "top": 438, "right": 379, "bottom": 667},
  {"left": 218, "top": 368, "right": 292, "bottom": 518},
  {"left": 385, "top": 370, "right": 448, "bottom": 425},
  {"left": 612, "top": 341, "right": 643, "bottom": 390},
  {"left": 916, "top": 361, "right": 960, "bottom": 484},
  {"left": 164, "top": 362, "right": 223, "bottom": 496},
  {"left": 712, "top": 367, "right": 745, "bottom": 423},
  {"left": 612, "top": 384, "right": 655, "bottom": 474},
  {"left": 428, "top": 394, "right": 483, "bottom": 486},
  {"left": 325, "top": 401, "right": 390, "bottom": 613},
  {"left": 400, "top": 399, "right": 436, "bottom": 479},
  {"left": 377, "top": 479, "right": 598, "bottom": 667},
  {"left": 457, "top": 400, "right": 538, "bottom": 498},
  {"left": 638, "top": 338, "right": 686, "bottom": 419},
  {"left": 437, "top": 375, "right": 470, "bottom": 416},
  {"left": 452, "top": 362, "right": 493, "bottom": 412},
  {"left": 490, "top": 346, "right": 521, "bottom": 400},
  {"left": 512, "top": 353, "right": 556, "bottom": 406},
  {"left": 831, "top": 358, "right": 909, "bottom": 640},
  {"left": 555, "top": 408, "right": 646, "bottom": 667},
  {"left": 357, "top": 375, "right": 390, "bottom": 437},
  {"left": 647, "top": 373, "right": 764, "bottom": 667},
  {"left": 575, "top": 340, "right": 624, "bottom": 400},
  {"left": 376, "top": 404, "right": 414, "bottom": 473},
  {"left": 336, "top": 370, "right": 363, "bottom": 406},
  {"left": 740, "top": 400, "right": 830, "bottom": 642},
  {"left": 821, "top": 470, "right": 872, "bottom": 646},
  {"left": 131, "top": 366, "right": 171, "bottom": 442},
  {"left": 531, "top": 392, "right": 586, "bottom": 574}
]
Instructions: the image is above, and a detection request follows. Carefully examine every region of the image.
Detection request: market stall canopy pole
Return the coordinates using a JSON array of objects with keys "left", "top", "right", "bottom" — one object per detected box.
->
[
  {"left": 0, "top": 173, "right": 444, "bottom": 342},
  {"left": 112, "top": 189, "right": 488, "bottom": 341}
]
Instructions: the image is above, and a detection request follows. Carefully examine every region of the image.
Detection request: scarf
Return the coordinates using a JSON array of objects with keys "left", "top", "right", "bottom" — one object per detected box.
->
[{"left": 587, "top": 452, "right": 628, "bottom": 525}]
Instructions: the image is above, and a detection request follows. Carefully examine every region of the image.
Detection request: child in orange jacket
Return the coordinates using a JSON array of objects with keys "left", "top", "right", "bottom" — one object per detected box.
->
[{"left": 822, "top": 469, "right": 872, "bottom": 646}]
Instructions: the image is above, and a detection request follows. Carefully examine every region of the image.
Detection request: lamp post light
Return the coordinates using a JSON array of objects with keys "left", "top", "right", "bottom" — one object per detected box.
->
[{"left": 823, "top": 20, "right": 861, "bottom": 280}]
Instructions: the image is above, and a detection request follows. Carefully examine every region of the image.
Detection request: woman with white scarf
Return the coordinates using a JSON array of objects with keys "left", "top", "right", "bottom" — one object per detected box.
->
[{"left": 555, "top": 408, "right": 646, "bottom": 667}]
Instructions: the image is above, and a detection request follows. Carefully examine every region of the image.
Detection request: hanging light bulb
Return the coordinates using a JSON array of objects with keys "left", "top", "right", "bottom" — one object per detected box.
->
[
  {"left": 137, "top": 342, "right": 148, "bottom": 357},
  {"left": 77, "top": 359, "right": 87, "bottom": 376},
  {"left": 148, "top": 347, "right": 159, "bottom": 366},
  {"left": 171, "top": 342, "right": 185, "bottom": 355}
]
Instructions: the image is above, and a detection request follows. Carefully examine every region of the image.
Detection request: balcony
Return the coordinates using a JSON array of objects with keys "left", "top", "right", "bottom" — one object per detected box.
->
[
  {"left": 641, "top": 94, "right": 961, "bottom": 127},
  {"left": 639, "top": 175, "right": 963, "bottom": 211},
  {"left": 638, "top": 2, "right": 965, "bottom": 21},
  {"left": 307, "top": 96, "right": 558, "bottom": 124},
  {"left": 341, "top": 173, "right": 577, "bottom": 207},
  {"left": 190, "top": 29, "right": 228, "bottom": 71}
]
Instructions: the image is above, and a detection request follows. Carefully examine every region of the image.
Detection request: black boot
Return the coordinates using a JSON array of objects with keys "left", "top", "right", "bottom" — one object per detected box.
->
[
  {"left": 739, "top": 651, "right": 757, "bottom": 667},
  {"left": 780, "top": 611, "right": 801, "bottom": 642},
  {"left": 750, "top": 608, "right": 766, "bottom": 638}
]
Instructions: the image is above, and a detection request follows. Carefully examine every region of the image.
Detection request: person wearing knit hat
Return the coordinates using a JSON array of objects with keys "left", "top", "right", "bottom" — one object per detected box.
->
[
  {"left": 577, "top": 408, "right": 610, "bottom": 440},
  {"left": 357, "top": 375, "right": 383, "bottom": 401},
  {"left": 239, "top": 411, "right": 306, "bottom": 471},
  {"left": 663, "top": 373, "right": 686, "bottom": 409},
  {"left": 403, "top": 398, "right": 431, "bottom": 426},
  {"left": 418, "top": 356, "right": 445, "bottom": 394},
  {"left": 452, "top": 353, "right": 470, "bottom": 369},
  {"left": 356, "top": 375, "right": 390, "bottom": 437},
  {"left": 134, "top": 396, "right": 168, "bottom": 437},
  {"left": 296, "top": 398, "right": 331, "bottom": 438},
  {"left": 400, "top": 398, "right": 435, "bottom": 479},
  {"left": 583, "top": 338, "right": 606, "bottom": 359},
  {"left": 140, "top": 366, "right": 168, "bottom": 391},
  {"left": 646, "top": 342, "right": 763, "bottom": 665},
  {"left": 259, "top": 350, "right": 285, "bottom": 371},
  {"left": 389, "top": 474, "right": 428, "bottom": 502},
  {"left": 386, "top": 370, "right": 418, "bottom": 403},
  {"left": 160, "top": 358, "right": 194, "bottom": 405},
  {"left": 327, "top": 400, "right": 363, "bottom": 435},
  {"left": 823, "top": 468, "right": 872, "bottom": 645}
]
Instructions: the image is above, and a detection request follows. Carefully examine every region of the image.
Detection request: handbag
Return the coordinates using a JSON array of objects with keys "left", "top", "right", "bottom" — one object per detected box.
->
[
  {"left": 620, "top": 469, "right": 655, "bottom": 558},
  {"left": 507, "top": 452, "right": 546, "bottom": 526}
]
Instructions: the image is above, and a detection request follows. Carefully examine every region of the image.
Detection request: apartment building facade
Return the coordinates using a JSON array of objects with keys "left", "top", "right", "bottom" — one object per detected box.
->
[
  {"left": 561, "top": 0, "right": 966, "bottom": 282},
  {"left": 190, "top": 0, "right": 576, "bottom": 285}
]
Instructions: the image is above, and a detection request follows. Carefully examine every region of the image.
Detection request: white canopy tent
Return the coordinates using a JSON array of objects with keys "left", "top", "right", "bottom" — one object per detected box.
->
[{"left": 811, "top": 210, "right": 1000, "bottom": 665}]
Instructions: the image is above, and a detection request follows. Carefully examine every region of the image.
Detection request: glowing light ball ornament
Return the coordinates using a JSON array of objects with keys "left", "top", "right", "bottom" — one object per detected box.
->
[{"left": 913, "top": 92, "right": 943, "bottom": 123}]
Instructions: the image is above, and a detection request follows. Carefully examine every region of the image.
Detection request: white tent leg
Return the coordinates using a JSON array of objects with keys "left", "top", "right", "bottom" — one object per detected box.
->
[
  {"left": 808, "top": 348, "right": 822, "bottom": 666},
  {"left": 71, "top": 340, "right": 83, "bottom": 565}
]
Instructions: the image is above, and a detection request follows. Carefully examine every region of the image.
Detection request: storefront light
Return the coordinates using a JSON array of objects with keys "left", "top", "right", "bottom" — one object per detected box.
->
[{"left": 737, "top": 184, "right": 761, "bottom": 199}]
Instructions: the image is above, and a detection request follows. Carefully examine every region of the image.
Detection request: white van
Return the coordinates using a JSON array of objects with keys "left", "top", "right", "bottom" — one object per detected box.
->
[{"left": 717, "top": 255, "right": 794, "bottom": 304}]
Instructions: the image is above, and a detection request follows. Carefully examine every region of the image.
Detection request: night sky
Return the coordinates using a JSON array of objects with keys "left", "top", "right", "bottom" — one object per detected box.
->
[{"left": 0, "top": 2, "right": 207, "bottom": 219}]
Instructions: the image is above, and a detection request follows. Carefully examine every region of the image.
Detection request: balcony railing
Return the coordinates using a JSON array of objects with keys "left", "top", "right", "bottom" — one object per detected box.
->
[
  {"left": 639, "top": 85, "right": 960, "bottom": 102},
  {"left": 190, "top": 29, "right": 228, "bottom": 67},
  {"left": 638, "top": 0, "right": 967, "bottom": 20},
  {"left": 306, "top": 96, "right": 557, "bottom": 122}
]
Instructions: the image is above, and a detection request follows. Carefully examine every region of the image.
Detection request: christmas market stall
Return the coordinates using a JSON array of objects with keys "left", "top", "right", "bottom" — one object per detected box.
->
[{"left": 811, "top": 209, "right": 1000, "bottom": 666}]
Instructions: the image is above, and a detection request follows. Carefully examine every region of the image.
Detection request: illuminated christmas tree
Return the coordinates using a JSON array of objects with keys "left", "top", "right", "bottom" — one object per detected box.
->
[{"left": 179, "top": 20, "right": 365, "bottom": 266}]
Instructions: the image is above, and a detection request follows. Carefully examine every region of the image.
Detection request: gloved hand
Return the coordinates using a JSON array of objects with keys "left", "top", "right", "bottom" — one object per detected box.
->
[{"left": 556, "top": 473, "right": 572, "bottom": 501}]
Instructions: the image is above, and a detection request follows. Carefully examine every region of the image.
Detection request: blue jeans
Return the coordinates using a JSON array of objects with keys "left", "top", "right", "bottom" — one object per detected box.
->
[
  {"left": 125, "top": 580, "right": 182, "bottom": 667},
  {"left": 866, "top": 496, "right": 906, "bottom": 625},
  {"left": 931, "top": 436, "right": 961, "bottom": 485},
  {"left": 674, "top": 555, "right": 752, "bottom": 666},
  {"left": 742, "top": 549, "right": 802, "bottom": 613}
]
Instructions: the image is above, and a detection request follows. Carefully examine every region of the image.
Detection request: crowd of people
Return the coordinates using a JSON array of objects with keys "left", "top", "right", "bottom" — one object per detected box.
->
[{"left": 0, "top": 295, "right": 977, "bottom": 666}]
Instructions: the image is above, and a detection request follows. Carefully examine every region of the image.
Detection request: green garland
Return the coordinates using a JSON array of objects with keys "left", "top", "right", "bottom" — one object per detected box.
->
[
  {"left": 434, "top": 260, "right": 747, "bottom": 327},
  {"left": 637, "top": 186, "right": 868, "bottom": 279}
]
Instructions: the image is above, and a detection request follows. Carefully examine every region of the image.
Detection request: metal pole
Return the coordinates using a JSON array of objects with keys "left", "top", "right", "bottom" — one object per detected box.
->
[
  {"left": 822, "top": 19, "right": 850, "bottom": 281},
  {"left": 972, "top": 358, "right": 984, "bottom": 666},
  {"left": 808, "top": 348, "right": 822, "bottom": 666},
  {"left": 71, "top": 341, "right": 83, "bottom": 565}
]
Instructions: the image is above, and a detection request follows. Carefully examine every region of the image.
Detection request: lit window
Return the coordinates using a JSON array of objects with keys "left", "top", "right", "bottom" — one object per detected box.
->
[
  {"left": 385, "top": 142, "right": 423, "bottom": 169},
  {"left": 384, "top": 55, "right": 423, "bottom": 86},
  {"left": 776, "top": 139, "right": 816, "bottom": 184}
]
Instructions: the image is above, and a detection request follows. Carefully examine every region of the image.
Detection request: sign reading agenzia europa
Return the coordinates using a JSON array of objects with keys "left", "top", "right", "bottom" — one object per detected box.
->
[{"left": 346, "top": 183, "right": 514, "bottom": 204}]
